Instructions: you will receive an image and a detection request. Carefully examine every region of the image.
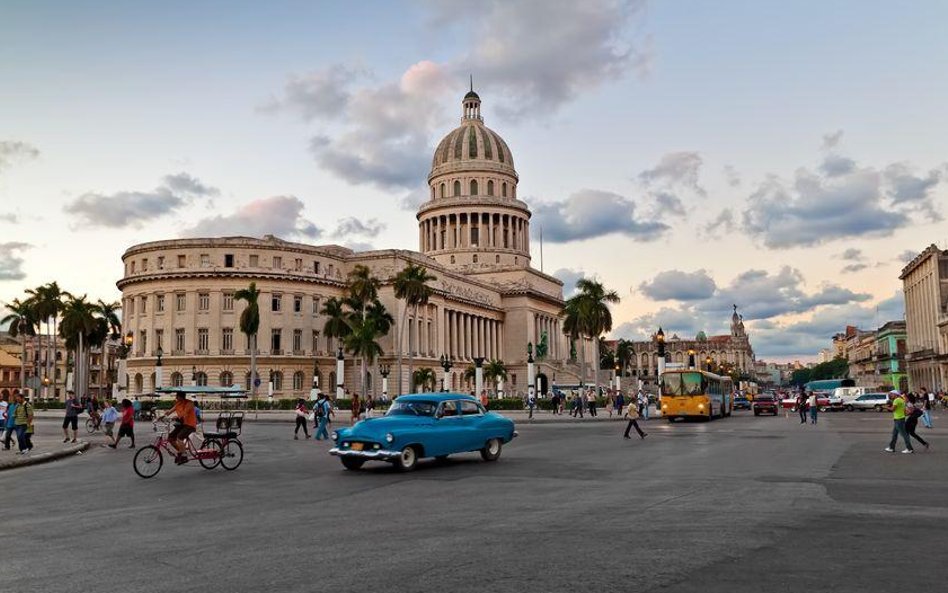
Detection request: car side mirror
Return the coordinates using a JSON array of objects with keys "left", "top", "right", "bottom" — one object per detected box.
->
[{"left": 435, "top": 410, "right": 443, "bottom": 419}]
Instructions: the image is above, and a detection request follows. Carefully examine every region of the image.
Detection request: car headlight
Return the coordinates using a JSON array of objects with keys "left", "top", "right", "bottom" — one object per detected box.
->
[
  {"left": 698, "top": 404, "right": 705, "bottom": 410},
  {"left": 385, "top": 433, "right": 395, "bottom": 444},
  {"left": 662, "top": 404, "right": 668, "bottom": 410},
  {"left": 331, "top": 431, "right": 338, "bottom": 441}
]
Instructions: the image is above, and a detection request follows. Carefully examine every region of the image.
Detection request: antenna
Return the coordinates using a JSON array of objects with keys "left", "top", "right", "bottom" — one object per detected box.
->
[
  {"left": 540, "top": 225, "right": 544, "bottom": 273},
  {"left": 470, "top": 74, "right": 473, "bottom": 92}
]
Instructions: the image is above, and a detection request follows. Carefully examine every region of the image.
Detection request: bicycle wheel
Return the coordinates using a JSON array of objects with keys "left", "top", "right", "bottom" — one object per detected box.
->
[
  {"left": 85, "top": 418, "right": 96, "bottom": 434},
  {"left": 219, "top": 439, "right": 244, "bottom": 471},
  {"left": 198, "top": 438, "right": 223, "bottom": 470},
  {"left": 133, "top": 445, "right": 163, "bottom": 479}
]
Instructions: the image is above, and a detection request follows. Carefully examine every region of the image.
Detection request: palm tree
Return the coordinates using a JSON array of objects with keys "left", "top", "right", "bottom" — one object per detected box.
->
[
  {"left": 95, "top": 299, "right": 122, "bottom": 388},
  {"left": 59, "top": 294, "right": 98, "bottom": 396},
  {"left": 321, "top": 297, "right": 351, "bottom": 354},
  {"left": 560, "top": 278, "right": 620, "bottom": 394},
  {"left": 344, "top": 315, "right": 384, "bottom": 398},
  {"left": 362, "top": 299, "right": 394, "bottom": 397},
  {"left": 615, "top": 338, "right": 634, "bottom": 383},
  {"left": 2, "top": 298, "right": 37, "bottom": 395},
  {"left": 26, "top": 282, "right": 68, "bottom": 395},
  {"left": 346, "top": 264, "right": 380, "bottom": 315},
  {"left": 412, "top": 367, "right": 436, "bottom": 392},
  {"left": 393, "top": 263, "right": 437, "bottom": 394},
  {"left": 234, "top": 282, "right": 261, "bottom": 399},
  {"left": 561, "top": 295, "right": 587, "bottom": 386},
  {"left": 483, "top": 359, "right": 508, "bottom": 395}
]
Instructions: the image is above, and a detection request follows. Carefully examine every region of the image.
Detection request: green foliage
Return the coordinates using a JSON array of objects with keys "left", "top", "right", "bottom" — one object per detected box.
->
[{"left": 790, "top": 357, "right": 850, "bottom": 386}]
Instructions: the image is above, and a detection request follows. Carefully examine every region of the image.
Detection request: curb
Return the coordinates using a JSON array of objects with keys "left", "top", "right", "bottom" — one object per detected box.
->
[{"left": 0, "top": 441, "right": 90, "bottom": 472}]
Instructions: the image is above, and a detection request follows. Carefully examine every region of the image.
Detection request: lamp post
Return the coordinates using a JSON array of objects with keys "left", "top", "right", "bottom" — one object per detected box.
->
[
  {"left": 439, "top": 354, "right": 453, "bottom": 392},
  {"left": 154, "top": 347, "right": 163, "bottom": 392},
  {"left": 336, "top": 347, "right": 345, "bottom": 400},
  {"left": 706, "top": 356, "right": 713, "bottom": 372},
  {"left": 379, "top": 364, "right": 391, "bottom": 399},
  {"left": 615, "top": 362, "right": 622, "bottom": 392},
  {"left": 656, "top": 327, "right": 666, "bottom": 377},
  {"left": 191, "top": 365, "right": 198, "bottom": 387},
  {"left": 267, "top": 368, "right": 274, "bottom": 405},
  {"left": 526, "top": 343, "right": 535, "bottom": 402},
  {"left": 688, "top": 349, "right": 696, "bottom": 369},
  {"left": 310, "top": 360, "right": 320, "bottom": 401},
  {"left": 473, "top": 357, "right": 485, "bottom": 402}
]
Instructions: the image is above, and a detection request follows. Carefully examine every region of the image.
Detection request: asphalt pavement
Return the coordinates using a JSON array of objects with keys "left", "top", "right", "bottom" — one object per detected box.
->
[{"left": 2, "top": 410, "right": 946, "bottom": 593}]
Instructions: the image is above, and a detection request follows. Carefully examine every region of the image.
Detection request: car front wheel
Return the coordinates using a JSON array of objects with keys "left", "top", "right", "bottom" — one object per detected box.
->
[
  {"left": 394, "top": 446, "right": 418, "bottom": 471},
  {"left": 341, "top": 457, "right": 365, "bottom": 471},
  {"left": 481, "top": 438, "right": 502, "bottom": 461}
]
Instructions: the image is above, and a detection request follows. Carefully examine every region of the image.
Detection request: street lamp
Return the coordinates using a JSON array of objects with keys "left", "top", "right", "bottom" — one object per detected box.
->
[
  {"left": 439, "top": 354, "right": 453, "bottom": 392},
  {"left": 336, "top": 346, "right": 345, "bottom": 400},
  {"left": 706, "top": 356, "right": 712, "bottom": 372},
  {"left": 688, "top": 349, "right": 696, "bottom": 369},
  {"left": 615, "top": 361, "right": 621, "bottom": 392},
  {"left": 379, "top": 363, "right": 391, "bottom": 398},
  {"left": 526, "top": 343, "right": 535, "bottom": 400},
  {"left": 154, "top": 346, "right": 164, "bottom": 391},
  {"left": 124, "top": 332, "right": 134, "bottom": 357}
]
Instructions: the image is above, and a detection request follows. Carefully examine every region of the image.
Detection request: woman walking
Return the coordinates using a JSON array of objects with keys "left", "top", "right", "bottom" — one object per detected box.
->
[
  {"left": 807, "top": 391, "right": 818, "bottom": 424},
  {"left": 351, "top": 393, "right": 362, "bottom": 425},
  {"left": 623, "top": 399, "right": 647, "bottom": 440},
  {"left": 293, "top": 398, "right": 311, "bottom": 440},
  {"left": 905, "top": 393, "right": 930, "bottom": 450}
]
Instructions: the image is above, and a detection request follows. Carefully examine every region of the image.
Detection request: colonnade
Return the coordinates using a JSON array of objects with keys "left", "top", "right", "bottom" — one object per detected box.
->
[
  {"left": 533, "top": 313, "right": 561, "bottom": 359},
  {"left": 420, "top": 212, "right": 529, "bottom": 254},
  {"left": 444, "top": 309, "right": 502, "bottom": 361}
]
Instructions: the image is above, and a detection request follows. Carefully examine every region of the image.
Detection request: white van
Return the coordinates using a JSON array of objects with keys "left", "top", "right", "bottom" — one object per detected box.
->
[{"left": 834, "top": 386, "right": 866, "bottom": 403}]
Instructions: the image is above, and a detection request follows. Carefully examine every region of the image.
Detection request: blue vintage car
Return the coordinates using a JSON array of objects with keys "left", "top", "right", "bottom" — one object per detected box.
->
[{"left": 329, "top": 393, "right": 517, "bottom": 471}]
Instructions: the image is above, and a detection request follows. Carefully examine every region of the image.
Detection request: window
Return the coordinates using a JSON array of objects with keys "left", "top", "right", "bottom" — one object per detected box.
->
[
  {"left": 198, "top": 292, "right": 210, "bottom": 311},
  {"left": 439, "top": 401, "right": 459, "bottom": 417},
  {"left": 295, "top": 258, "right": 302, "bottom": 271},
  {"left": 294, "top": 295, "right": 303, "bottom": 313},
  {"left": 496, "top": 255, "right": 500, "bottom": 263},
  {"left": 134, "top": 374, "right": 143, "bottom": 394},
  {"left": 197, "top": 328, "right": 209, "bottom": 353},
  {"left": 460, "top": 400, "right": 482, "bottom": 416},
  {"left": 195, "top": 372, "right": 208, "bottom": 387},
  {"left": 450, "top": 255, "right": 455, "bottom": 264},
  {"left": 502, "top": 182, "right": 507, "bottom": 197},
  {"left": 312, "top": 330, "right": 320, "bottom": 353},
  {"left": 156, "top": 294, "right": 165, "bottom": 313},
  {"left": 249, "top": 254, "right": 259, "bottom": 267},
  {"left": 220, "top": 371, "right": 234, "bottom": 387},
  {"left": 439, "top": 183, "right": 445, "bottom": 198},
  {"left": 271, "top": 328, "right": 282, "bottom": 353},
  {"left": 157, "top": 256, "right": 164, "bottom": 269},
  {"left": 471, "top": 180, "right": 478, "bottom": 195},
  {"left": 272, "top": 294, "right": 282, "bottom": 312},
  {"left": 473, "top": 254, "right": 478, "bottom": 263},
  {"left": 139, "top": 296, "right": 147, "bottom": 314},
  {"left": 222, "top": 328, "right": 234, "bottom": 352},
  {"left": 177, "top": 254, "right": 186, "bottom": 268},
  {"left": 130, "top": 261, "right": 136, "bottom": 273},
  {"left": 293, "top": 329, "right": 303, "bottom": 353},
  {"left": 272, "top": 256, "right": 282, "bottom": 269},
  {"left": 155, "top": 329, "right": 164, "bottom": 353},
  {"left": 471, "top": 227, "right": 479, "bottom": 246},
  {"left": 312, "top": 296, "right": 321, "bottom": 315},
  {"left": 174, "top": 328, "right": 185, "bottom": 353},
  {"left": 272, "top": 371, "right": 283, "bottom": 391},
  {"left": 327, "top": 264, "right": 334, "bottom": 277},
  {"left": 142, "top": 258, "right": 148, "bottom": 271},
  {"left": 293, "top": 371, "right": 304, "bottom": 391},
  {"left": 487, "top": 180, "right": 494, "bottom": 196},
  {"left": 454, "top": 180, "right": 461, "bottom": 196},
  {"left": 200, "top": 254, "right": 210, "bottom": 267},
  {"left": 314, "top": 261, "right": 320, "bottom": 275},
  {"left": 175, "top": 293, "right": 186, "bottom": 312},
  {"left": 128, "top": 299, "right": 135, "bottom": 315},
  {"left": 222, "top": 293, "right": 234, "bottom": 311},
  {"left": 224, "top": 254, "right": 234, "bottom": 268},
  {"left": 139, "top": 330, "right": 147, "bottom": 356},
  {"left": 171, "top": 372, "right": 183, "bottom": 387}
]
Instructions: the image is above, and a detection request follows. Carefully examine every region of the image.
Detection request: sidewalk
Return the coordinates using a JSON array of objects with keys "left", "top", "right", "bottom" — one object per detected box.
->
[{"left": 0, "top": 430, "right": 90, "bottom": 471}]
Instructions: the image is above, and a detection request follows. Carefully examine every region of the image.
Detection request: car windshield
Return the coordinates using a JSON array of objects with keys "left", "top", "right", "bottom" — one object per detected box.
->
[
  {"left": 756, "top": 396, "right": 774, "bottom": 401},
  {"left": 662, "top": 372, "right": 704, "bottom": 396},
  {"left": 386, "top": 400, "right": 437, "bottom": 417}
]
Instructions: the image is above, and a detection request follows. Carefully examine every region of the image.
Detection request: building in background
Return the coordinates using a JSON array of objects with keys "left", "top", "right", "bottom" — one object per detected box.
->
[
  {"left": 874, "top": 321, "right": 907, "bottom": 392},
  {"left": 900, "top": 244, "right": 948, "bottom": 391}
]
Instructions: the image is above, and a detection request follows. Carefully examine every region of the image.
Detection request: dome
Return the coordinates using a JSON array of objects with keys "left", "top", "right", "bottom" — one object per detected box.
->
[
  {"left": 430, "top": 122, "right": 515, "bottom": 171},
  {"left": 464, "top": 90, "right": 480, "bottom": 100}
]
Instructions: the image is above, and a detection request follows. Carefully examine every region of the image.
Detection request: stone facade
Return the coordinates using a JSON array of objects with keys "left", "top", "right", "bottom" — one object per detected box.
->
[
  {"left": 117, "top": 91, "right": 586, "bottom": 399},
  {"left": 900, "top": 244, "right": 948, "bottom": 391}
]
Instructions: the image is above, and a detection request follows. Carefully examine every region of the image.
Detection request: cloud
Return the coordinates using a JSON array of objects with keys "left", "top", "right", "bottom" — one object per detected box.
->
[
  {"left": 819, "top": 154, "right": 856, "bottom": 177},
  {"left": 0, "top": 242, "right": 32, "bottom": 280},
  {"left": 342, "top": 241, "right": 375, "bottom": 252},
  {"left": 552, "top": 268, "right": 586, "bottom": 298},
  {"left": 532, "top": 189, "right": 669, "bottom": 243},
  {"left": 840, "top": 263, "right": 868, "bottom": 274},
  {"left": 0, "top": 213, "right": 18, "bottom": 223},
  {"left": 896, "top": 249, "right": 918, "bottom": 264},
  {"left": 639, "top": 269, "right": 717, "bottom": 301},
  {"left": 884, "top": 162, "right": 942, "bottom": 209},
  {"left": 822, "top": 129, "right": 844, "bottom": 150},
  {"left": 638, "top": 151, "right": 706, "bottom": 197},
  {"left": 0, "top": 141, "right": 39, "bottom": 173},
  {"left": 704, "top": 209, "right": 735, "bottom": 238},
  {"left": 331, "top": 217, "right": 385, "bottom": 238},
  {"left": 838, "top": 248, "right": 864, "bottom": 261},
  {"left": 723, "top": 165, "right": 741, "bottom": 187},
  {"left": 612, "top": 306, "right": 713, "bottom": 342},
  {"left": 63, "top": 173, "right": 219, "bottom": 228},
  {"left": 259, "top": 64, "right": 363, "bottom": 120},
  {"left": 182, "top": 196, "right": 321, "bottom": 240}
]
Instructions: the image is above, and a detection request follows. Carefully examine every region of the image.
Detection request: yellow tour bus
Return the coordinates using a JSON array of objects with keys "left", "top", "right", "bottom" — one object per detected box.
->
[{"left": 660, "top": 369, "right": 733, "bottom": 421}]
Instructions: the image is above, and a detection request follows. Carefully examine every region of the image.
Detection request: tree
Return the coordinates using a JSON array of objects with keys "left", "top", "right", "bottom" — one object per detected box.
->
[
  {"left": 346, "top": 264, "right": 380, "bottom": 315},
  {"left": 561, "top": 297, "right": 587, "bottom": 386},
  {"left": 599, "top": 338, "right": 615, "bottom": 369},
  {"left": 344, "top": 315, "right": 384, "bottom": 398},
  {"left": 234, "top": 282, "right": 261, "bottom": 399},
  {"left": 412, "top": 367, "right": 436, "bottom": 392},
  {"left": 483, "top": 359, "right": 508, "bottom": 394},
  {"left": 59, "top": 294, "right": 98, "bottom": 396},
  {"left": 321, "top": 297, "right": 351, "bottom": 354},
  {"left": 560, "top": 279, "right": 620, "bottom": 394},
  {"left": 95, "top": 299, "right": 122, "bottom": 387},
  {"left": 1, "top": 298, "right": 37, "bottom": 395},
  {"left": 615, "top": 339, "right": 634, "bottom": 378},
  {"left": 393, "top": 263, "right": 437, "bottom": 394},
  {"left": 26, "top": 282, "right": 68, "bottom": 395}
]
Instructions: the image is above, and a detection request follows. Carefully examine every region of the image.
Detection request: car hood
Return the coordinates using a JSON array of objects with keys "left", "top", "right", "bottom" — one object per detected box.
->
[{"left": 340, "top": 414, "right": 436, "bottom": 437}]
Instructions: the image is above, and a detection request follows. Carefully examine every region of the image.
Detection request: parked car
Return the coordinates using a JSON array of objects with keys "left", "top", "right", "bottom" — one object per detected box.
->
[
  {"left": 752, "top": 394, "right": 779, "bottom": 416},
  {"left": 329, "top": 394, "right": 517, "bottom": 471},
  {"left": 734, "top": 395, "right": 751, "bottom": 410},
  {"left": 845, "top": 392, "right": 891, "bottom": 412},
  {"left": 780, "top": 394, "right": 841, "bottom": 412}
]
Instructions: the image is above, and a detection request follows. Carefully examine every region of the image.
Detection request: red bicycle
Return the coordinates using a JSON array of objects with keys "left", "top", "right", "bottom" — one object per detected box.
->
[{"left": 133, "top": 420, "right": 223, "bottom": 479}]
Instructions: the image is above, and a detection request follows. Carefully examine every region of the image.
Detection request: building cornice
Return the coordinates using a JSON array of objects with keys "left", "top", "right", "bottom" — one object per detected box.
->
[
  {"left": 899, "top": 243, "right": 944, "bottom": 280},
  {"left": 416, "top": 196, "right": 531, "bottom": 219}
]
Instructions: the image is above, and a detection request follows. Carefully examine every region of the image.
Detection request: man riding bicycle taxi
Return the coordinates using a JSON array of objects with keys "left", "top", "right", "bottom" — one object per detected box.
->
[{"left": 158, "top": 392, "right": 198, "bottom": 465}]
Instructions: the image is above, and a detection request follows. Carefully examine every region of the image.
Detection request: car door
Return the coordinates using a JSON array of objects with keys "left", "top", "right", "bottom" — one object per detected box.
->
[
  {"left": 458, "top": 400, "right": 487, "bottom": 451},
  {"left": 431, "top": 400, "right": 464, "bottom": 456}
]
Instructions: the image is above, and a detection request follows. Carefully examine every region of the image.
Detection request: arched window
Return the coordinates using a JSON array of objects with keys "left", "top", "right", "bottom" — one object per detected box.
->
[
  {"left": 272, "top": 371, "right": 283, "bottom": 391},
  {"left": 134, "top": 373, "right": 143, "bottom": 394},
  {"left": 313, "top": 369, "right": 322, "bottom": 389},
  {"left": 450, "top": 255, "right": 455, "bottom": 264},
  {"left": 439, "top": 183, "right": 445, "bottom": 198},
  {"left": 512, "top": 185, "right": 516, "bottom": 198},
  {"left": 171, "top": 372, "right": 183, "bottom": 387},
  {"left": 640, "top": 353, "right": 648, "bottom": 367},
  {"left": 293, "top": 371, "right": 304, "bottom": 391},
  {"left": 502, "top": 182, "right": 507, "bottom": 197},
  {"left": 473, "top": 254, "right": 478, "bottom": 263},
  {"left": 220, "top": 371, "right": 234, "bottom": 387},
  {"left": 329, "top": 371, "right": 337, "bottom": 390},
  {"left": 470, "top": 180, "right": 478, "bottom": 196},
  {"left": 150, "top": 372, "right": 156, "bottom": 389},
  {"left": 495, "top": 255, "right": 500, "bottom": 263},
  {"left": 674, "top": 352, "right": 683, "bottom": 363},
  {"left": 365, "top": 372, "right": 372, "bottom": 394},
  {"left": 430, "top": 187, "right": 435, "bottom": 200},
  {"left": 487, "top": 180, "right": 494, "bottom": 196},
  {"left": 195, "top": 372, "right": 208, "bottom": 387},
  {"left": 453, "top": 180, "right": 461, "bottom": 196}
]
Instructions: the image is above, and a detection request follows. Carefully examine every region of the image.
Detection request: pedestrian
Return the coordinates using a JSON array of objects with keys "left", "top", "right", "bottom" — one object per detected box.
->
[
  {"left": 640, "top": 391, "right": 650, "bottom": 420},
  {"left": 13, "top": 393, "right": 32, "bottom": 454},
  {"left": 807, "top": 391, "right": 819, "bottom": 424},
  {"left": 480, "top": 390, "right": 489, "bottom": 410},
  {"left": 796, "top": 390, "right": 808, "bottom": 424},
  {"left": 623, "top": 397, "right": 647, "bottom": 440},
  {"left": 905, "top": 393, "right": 929, "bottom": 450},
  {"left": 606, "top": 393, "right": 615, "bottom": 418},
  {"left": 132, "top": 396, "right": 141, "bottom": 420},
  {"left": 0, "top": 393, "right": 10, "bottom": 451},
  {"left": 100, "top": 399, "right": 120, "bottom": 446},
  {"left": 574, "top": 391, "right": 584, "bottom": 418},
  {"left": 62, "top": 390, "right": 82, "bottom": 443},
  {"left": 550, "top": 391, "right": 559, "bottom": 416},
  {"left": 351, "top": 393, "right": 362, "bottom": 424},
  {"left": 884, "top": 391, "right": 914, "bottom": 454},
  {"left": 293, "top": 398, "right": 310, "bottom": 440},
  {"left": 587, "top": 390, "right": 597, "bottom": 417},
  {"left": 364, "top": 394, "right": 375, "bottom": 419},
  {"left": 527, "top": 392, "right": 536, "bottom": 420},
  {"left": 89, "top": 395, "right": 102, "bottom": 430},
  {"left": 23, "top": 397, "right": 34, "bottom": 452},
  {"left": 313, "top": 393, "right": 331, "bottom": 440},
  {"left": 615, "top": 392, "right": 625, "bottom": 417},
  {"left": 110, "top": 398, "right": 136, "bottom": 449},
  {"left": 921, "top": 387, "right": 934, "bottom": 429}
]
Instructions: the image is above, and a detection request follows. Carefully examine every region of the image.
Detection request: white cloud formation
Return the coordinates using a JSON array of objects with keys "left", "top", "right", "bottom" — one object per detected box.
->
[
  {"left": 639, "top": 269, "right": 717, "bottom": 301},
  {"left": 0, "top": 242, "right": 32, "bottom": 280},
  {"left": 259, "top": 64, "right": 363, "bottom": 120},
  {"left": 552, "top": 268, "right": 586, "bottom": 298},
  {"left": 532, "top": 189, "right": 669, "bottom": 243},
  {"left": 182, "top": 195, "right": 321, "bottom": 240},
  {"left": 896, "top": 249, "right": 919, "bottom": 264},
  {"left": 704, "top": 208, "right": 735, "bottom": 238},
  {"left": 638, "top": 151, "right": 706, "bottom": 197},
  {"left": 331, "top": 217, "right": 385, "bottom": 238},
  {"left": 821, "top": 129, "right": 844, "bottom": 150},
  {"left": 838, "top": 248, "right": 864, "bottom": 261},
  {"left": 63, "top": 173, "right": 219, "bottom": 229},
  {"left": 0, "top": 141, "right": 39, "bottom": 173}
]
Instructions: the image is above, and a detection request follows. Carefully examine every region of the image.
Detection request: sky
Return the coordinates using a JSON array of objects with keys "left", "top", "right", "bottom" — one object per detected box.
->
[{"left": 2, "top": 0, "right": 947, "bottom": 361}]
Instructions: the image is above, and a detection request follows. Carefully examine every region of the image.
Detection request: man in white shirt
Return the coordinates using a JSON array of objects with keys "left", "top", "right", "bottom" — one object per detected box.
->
[{"left": 0, "top": 393, "right": 9, "bottom": 449}]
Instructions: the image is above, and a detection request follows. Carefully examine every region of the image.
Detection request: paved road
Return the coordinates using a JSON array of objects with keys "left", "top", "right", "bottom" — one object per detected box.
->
[{"left": 3, "top": 411, "right": 947, "bottom": 593}]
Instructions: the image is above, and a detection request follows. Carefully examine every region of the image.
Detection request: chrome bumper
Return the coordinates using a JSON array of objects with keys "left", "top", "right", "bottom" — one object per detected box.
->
[
  {"left": 329, "top": 447, "right": 400, "bottom": 461},
  {"left": 512, "top": 431, "right": 519, "bottom": 438}
]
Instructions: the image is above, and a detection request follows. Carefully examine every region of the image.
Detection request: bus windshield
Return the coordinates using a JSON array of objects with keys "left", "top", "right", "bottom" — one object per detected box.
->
[{"left": 663, "top": 372, "right": 705, "bottom": 396}]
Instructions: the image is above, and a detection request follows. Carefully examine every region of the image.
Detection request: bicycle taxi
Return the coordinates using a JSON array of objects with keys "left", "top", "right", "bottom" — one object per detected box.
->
[{"left": 133, "top": 386, "right": 247, "bottom": 479}]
